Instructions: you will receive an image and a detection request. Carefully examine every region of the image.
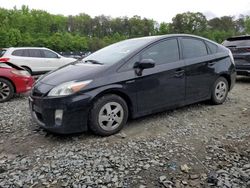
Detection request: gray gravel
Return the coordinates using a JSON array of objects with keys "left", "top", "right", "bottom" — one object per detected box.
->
[{"left": 0, "top": 77, "right": 250, "bottom": 187}]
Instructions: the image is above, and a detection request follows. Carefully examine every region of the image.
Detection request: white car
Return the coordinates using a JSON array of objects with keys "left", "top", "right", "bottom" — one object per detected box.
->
[{"left": 0, "top": 47, "right": 76, "bottom": 75}]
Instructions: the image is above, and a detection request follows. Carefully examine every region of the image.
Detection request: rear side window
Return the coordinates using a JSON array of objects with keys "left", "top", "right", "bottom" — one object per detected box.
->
[
  {"left": 28, "top": 49, "right": 43, "bottom": 58},
  {"left": 141, "top": 39, "right": 179, "bottom": 65},
  {"left": 0, "top": 49, "right": 6, "bottom": 57},
  {"left": 182, "top": 38, "right": 208, "bottom": 59},
  {"left": 12, "top": 49, "right": 24, "bottom": 56}
]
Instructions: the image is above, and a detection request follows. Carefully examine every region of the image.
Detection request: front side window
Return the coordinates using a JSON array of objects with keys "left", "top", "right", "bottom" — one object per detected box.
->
[
  {"left": 28, "top": 49, "right": 43, "bottom": 58},
  {"left": 120, "top": 38, "right": 180, "bottom": 71},
  {"left": 182, "top": 38, "right": 208, "bottom": 59},
  {"left": 141, "top": 39, "right": 179, "bottom": 65},
  {"left": 43, "top": 50, "right": 58, "bottom": 58}
]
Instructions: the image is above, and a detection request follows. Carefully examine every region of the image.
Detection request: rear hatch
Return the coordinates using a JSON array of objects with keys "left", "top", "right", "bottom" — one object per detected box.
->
[{"left": 223, "top": 36, "right": 250, "bottom": 68}]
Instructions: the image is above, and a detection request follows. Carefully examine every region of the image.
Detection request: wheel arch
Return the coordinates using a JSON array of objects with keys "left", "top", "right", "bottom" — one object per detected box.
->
[
  {"left": 0, "top": 76, "right": 16, "bottom": 93},
  {"left": 219, "top": 73, "right": 231, "bottom": 90},
  {"left": 90, "top": 88, "right": 134, "bottom": 119}
]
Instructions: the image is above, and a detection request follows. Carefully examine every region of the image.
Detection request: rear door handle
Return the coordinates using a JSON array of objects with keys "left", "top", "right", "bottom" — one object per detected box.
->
[{"left": 175, "top": 69, "right": 184, "bottom": 77}]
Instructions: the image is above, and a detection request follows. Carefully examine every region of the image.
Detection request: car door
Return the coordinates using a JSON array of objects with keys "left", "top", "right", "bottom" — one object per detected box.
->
[
  {"left": 26, "top": 49, "right": 49, "bottom": 72},
  {"left": 180, "top": 37, "right": 216, "bottom": 102},
  {"left": 40, "top": 49, "right": 63, "bottom": 70},
  {"left": 124, "top": 38, "right": 186, "bottom": 114}
]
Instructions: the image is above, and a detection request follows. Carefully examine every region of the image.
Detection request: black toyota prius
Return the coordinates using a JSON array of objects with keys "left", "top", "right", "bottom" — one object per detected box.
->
[{"left": 29, "top": 34, "right": 236, "bottom": 136}]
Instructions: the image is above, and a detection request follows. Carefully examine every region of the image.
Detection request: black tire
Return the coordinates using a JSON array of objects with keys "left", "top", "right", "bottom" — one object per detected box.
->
[
  {"left": 21, "top": 66, "right": 32, "bottom": 75},
  {"left": 0, "top": 78, "right": 15, "bottom": 103},
  {"left": 89, "top": 94, "right": 128, "bottom": 136},
  {"left": 211, "top": 77, "right": 229, "bottom": 105}
]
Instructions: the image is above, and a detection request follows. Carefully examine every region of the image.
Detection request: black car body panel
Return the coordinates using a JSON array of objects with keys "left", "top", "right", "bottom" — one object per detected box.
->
[
  {"left": 223, "top": 36, "right": 250, "bottom": 76},
  {"left": 30, "top": 34, "right": 236, "bottom": 134}
]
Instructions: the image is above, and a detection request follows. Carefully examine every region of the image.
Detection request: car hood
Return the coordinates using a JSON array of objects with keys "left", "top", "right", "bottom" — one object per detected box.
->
[{"left": 39, "top": 63, "right": 107, "bottom": 86}]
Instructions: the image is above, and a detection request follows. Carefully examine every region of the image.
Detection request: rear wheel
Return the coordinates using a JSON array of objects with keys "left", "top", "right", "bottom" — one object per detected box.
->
[
  {"left": 211, "top": 77, "right": 229, "bottom": 105},
  {"left": 0, "top": 78, "right": 14, "bottom": 103},
  {"left": 89, "top": 94, "right": 128, "bottom": 136}
]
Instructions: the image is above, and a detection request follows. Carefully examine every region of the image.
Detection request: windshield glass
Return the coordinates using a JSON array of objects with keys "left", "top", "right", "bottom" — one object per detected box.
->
[
  {"left": 83, "top": 36, "right": 158, "bottom": 65},
  {"left": 0, "top": 49, "right": 6, "bottom": 57}
]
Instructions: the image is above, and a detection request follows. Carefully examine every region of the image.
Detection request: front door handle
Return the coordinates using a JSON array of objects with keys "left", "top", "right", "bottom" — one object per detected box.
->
[
  {"left": 208, "top": 62, "right": 215, "bottom": 67},
  {"left": 175, "top": 69, "right": 185, "bottom": 77}
]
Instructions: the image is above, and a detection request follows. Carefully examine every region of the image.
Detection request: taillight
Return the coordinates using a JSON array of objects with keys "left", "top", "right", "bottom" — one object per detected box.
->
[
  {"left": 0, "top": 58, "right": 10, "bottom": 62},
  {"left": 246, "top": 48, "right": 250, "bottom": 52}
]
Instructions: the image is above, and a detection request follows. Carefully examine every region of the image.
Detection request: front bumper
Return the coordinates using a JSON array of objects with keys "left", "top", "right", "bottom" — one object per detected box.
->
[
  {"left": 15, "top": 76, "right": 34, "bottom": 93},
  {"left": 234, "top": 56, "right": 250, "bottom": 76},
  {"left": 29, "top": 94, "right": 92, "bottom": 134}
]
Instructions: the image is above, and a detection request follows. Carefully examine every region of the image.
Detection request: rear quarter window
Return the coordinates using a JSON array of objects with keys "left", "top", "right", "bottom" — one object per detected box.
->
[{"left": 205, "top": 41, "right": 218, "bottom": 54}]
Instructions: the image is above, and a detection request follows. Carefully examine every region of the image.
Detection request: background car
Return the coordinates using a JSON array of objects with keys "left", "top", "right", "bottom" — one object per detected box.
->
[
  {"left": 30, "top": 34, "right": 236, "bottom": 136},
  {"left": 0, "top": 47, "right": 76, "bottom": 75},
  {"left": 222, "top": 35, "right": 250, "bottom": 76},
  {"left": 0, "top": 62, "right": 34, "bottom": 102}
]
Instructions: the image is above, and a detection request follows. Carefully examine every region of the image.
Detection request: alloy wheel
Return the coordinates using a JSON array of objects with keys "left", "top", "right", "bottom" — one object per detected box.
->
[
  {"left": 98, "top": 102, "right": 124, "bottom": 131},
  {"left": 215, "top": 81, "right": 227, "bottom": 101},
  {"left": 0, "top": 81, "right": 11, "bottom": 101}
]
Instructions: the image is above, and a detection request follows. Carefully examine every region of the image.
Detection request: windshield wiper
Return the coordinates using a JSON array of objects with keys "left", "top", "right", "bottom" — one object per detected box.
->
[{"left": 84, "top": 59, "right": 104, "bottom": 65}]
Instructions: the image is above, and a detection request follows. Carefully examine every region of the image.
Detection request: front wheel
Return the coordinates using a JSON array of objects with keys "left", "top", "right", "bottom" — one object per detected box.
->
[
  {"left": 89, "top": 94, "right": 128, "bottom": 136},
  {"left": 0, "top": 78, "right": 14, "bottom": 103},
  {"left": 210, "top": 77, "right": 229, "bottom": 105}
]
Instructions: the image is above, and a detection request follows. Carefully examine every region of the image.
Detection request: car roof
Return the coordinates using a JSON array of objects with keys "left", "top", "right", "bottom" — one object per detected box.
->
[
  {"left": 132, "top": 34, "right": 218, "bottom": 45},
  {"left": 8, "top": 47, "right": 48, "bottom": 49}
]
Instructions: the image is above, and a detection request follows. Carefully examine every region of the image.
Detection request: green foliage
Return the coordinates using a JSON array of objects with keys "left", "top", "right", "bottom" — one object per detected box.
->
[
  {"left": 0, "top": 6, "right": 249, "bottom": 51},
  {"left": 170, "top": 12, "right": 207, "bottom": 34}
]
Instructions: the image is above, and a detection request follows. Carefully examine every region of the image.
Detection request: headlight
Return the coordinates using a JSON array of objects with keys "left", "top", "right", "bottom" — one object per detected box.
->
[
  {"left": 48, "top": 80, "right": 92, "bottom": 96},
  {"left": 11, "top": 70, "right": 31, "bottom": 77}
]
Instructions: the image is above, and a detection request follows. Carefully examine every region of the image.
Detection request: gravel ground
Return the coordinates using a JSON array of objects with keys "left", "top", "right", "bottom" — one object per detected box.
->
[{"left": 0, "top": 77, "right": 250, "bottom": 188}]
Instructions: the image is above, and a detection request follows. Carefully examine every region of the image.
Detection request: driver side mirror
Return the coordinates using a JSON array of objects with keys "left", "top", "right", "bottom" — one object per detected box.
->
[
  {"left": 133, "top": 59, "right": 155, "bottom": 69},
  {"left": 134, "top": 59, "right": 155, "bottom": 76}
]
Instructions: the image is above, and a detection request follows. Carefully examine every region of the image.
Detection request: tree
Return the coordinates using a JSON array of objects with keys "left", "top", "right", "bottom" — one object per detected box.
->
[
  {"left": 171, "top": 12, "right": 207, "bottom": 34},
  {"left": 158, "top": 22, "right": 170, "bottom": 35}
]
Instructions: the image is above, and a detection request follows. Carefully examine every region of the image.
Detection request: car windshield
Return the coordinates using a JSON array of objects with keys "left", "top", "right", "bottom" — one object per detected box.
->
[
  {"left": 82, "top": 37, "right": 158, "bottom": 65},
  {"left": 0, "top": 49, "right": 6, "bottom": 57}
]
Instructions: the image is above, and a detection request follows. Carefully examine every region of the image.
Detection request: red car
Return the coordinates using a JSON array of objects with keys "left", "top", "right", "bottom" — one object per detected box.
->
[{"left": 0, "top": 62, "right": 34, "bottom": 102}]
